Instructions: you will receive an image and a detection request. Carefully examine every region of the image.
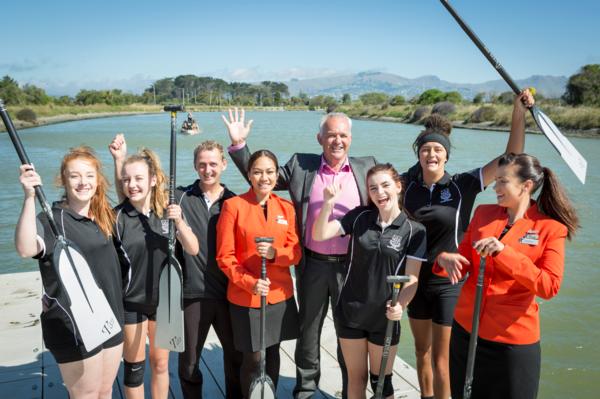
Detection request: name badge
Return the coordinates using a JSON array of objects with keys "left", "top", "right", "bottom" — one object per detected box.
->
[
  {"left": 276, "top": 215, "right": 288, "bottom": 225},
  {"left": 519, "top": 230, "right": 539, "bottom": 246}
]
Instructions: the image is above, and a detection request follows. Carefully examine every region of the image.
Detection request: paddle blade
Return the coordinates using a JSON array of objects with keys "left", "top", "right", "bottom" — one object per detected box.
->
[
  {"left": 248, "top": 375, "right": 276, "bottom": 399},
  {"left": 54, "top": 240, "right": 121, "bottom": 352},
  {"left": 531, "top": 106, "right": 587, "bottom": 184},
  {"left": 155, "top": 256, "right": 185, "bottom": 352}
]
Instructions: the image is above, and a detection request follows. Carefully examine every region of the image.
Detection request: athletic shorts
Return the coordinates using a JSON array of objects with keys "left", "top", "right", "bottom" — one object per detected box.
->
[
  {"left": 407, "top": 279, "right": 462, "bottom": 326},
  {"left": 336, "top": 322, "right": 400, "bottom": 346},
  {"left": 50, "top": 332, "right": 123, "bottom": 364},
  {"left": 124, "top": 309, "right": 157, "bottom": 325}
]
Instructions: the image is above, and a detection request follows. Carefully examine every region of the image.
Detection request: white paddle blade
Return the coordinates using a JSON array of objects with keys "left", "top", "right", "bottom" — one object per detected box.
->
[
  {"left": 155, "top": 260, "right": 185, "bottom": 352},
  {"left": 249, "top": 376, "right": 276, "bottom": 399},
  {"left": 532, "top": 107, "right": 587, "bottom": 184},
  {"left": 57, "top": 245, "right": 121, "bottom": 352}
]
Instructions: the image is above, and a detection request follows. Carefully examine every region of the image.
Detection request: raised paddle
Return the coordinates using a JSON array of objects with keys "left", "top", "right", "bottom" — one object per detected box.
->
[
  {"left": 463, "top": 257, "right": 487, "bottom": 399},
  {"left": 249, "top": 236, "right": 276, "bottom": 399},
  {"left": 0, "top": 99, "right": 121, "bottom": 351},
  {"left": 373, "top": 275, "right": 411, "bottom": 399},
  {"left": 440, "top": 0, "right": 587, "bottom": 184},
  {"left": 155, "top": 104, "right": 185, "bottom": 352}
]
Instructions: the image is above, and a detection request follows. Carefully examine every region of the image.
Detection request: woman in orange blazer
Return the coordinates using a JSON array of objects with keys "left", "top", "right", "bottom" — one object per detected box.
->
[
  {"left": 217, "top": 149, "right": 301, "bottom": 396},
  {"left": 436, "top": 153, "right": 579, "bottom": 399}
]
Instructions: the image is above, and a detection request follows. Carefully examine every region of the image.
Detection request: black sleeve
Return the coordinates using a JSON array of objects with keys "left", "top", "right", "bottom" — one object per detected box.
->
[
  {"left": 407, "top": 221, "right": 427, "bottom": 261},
  {"left": 454, "top": 168, "right": 483, "bottom": 198},
  {"left": 33, "top": 212, "right": 54, "bottom": 261},
  {"left": 338, "top": 206, "right": 370, "bottom": 237}
]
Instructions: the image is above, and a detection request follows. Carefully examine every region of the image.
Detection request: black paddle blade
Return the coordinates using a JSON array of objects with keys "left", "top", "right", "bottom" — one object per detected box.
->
[
  {"left": 53, "top": 238, "right": 121, "bottom": 351},
  {"left": 248, "top": 374, "right": 276, "bottom": 399},
  {"left": 155, "top": 254, "right": 185, "bottom": 352}
]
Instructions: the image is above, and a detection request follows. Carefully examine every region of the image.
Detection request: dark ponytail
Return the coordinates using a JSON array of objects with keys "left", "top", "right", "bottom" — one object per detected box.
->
[{"left": 498, "top": 153, "right": 579, "bottom": 239}]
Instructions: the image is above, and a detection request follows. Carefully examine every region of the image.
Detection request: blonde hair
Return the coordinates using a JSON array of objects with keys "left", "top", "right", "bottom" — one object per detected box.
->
[
  {"left": 193, "top": 140, "right": 225, "bottom": 165},
  {"left": 122, "top": 148, "right": 168, "bottom": 218},
  {"left": 57, "top": 146, "right": 115, "bottom": 238}
]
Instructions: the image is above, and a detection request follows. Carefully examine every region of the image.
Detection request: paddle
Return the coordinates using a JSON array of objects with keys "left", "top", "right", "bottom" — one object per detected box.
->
[
  {"left": 155, "top": 104, "right": 185, "bottom": 352},
  {"left": 0, "top": 99, "right": 121, "bottom": 352},
  {"left": 373, "top": 275, "right": 411, "bottom": 399},
  {"left": 249, "top": 236, "right": 276, "bottom": 399},
  {"left": 439, "top": 0, "right": 588, "bottom": 184},
  {"left": 463, "top": 257, "right": 487, "bottom": 399}
]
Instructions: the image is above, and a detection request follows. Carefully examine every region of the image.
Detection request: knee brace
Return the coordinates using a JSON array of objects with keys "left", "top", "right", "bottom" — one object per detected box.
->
[
  {"left": 124, "top": 360, "right": 145, "bottom": 387},
  {"left": 370, "top": 372, "right": 394, "bottom": 398}
]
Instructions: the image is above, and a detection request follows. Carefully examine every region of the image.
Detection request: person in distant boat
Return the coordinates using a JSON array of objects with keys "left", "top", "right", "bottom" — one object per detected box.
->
[
  {"left": 183, "top": 112, "right": 196, "bottom": 131},
  {"left": 313, "top": 163, "right": 426, "bottom": 399},
  {"left": 223, "top": 108, "right": 376, "bottom": 399},
  {"left": 216, "top": 149, "right": 301, "bottom": 397},
  {"left": 403, "top": 90, "right": 534, "bottom": 399},
  {"left": 108, "top": 135, "right": 199, "bottom": 399},
  {"left": 176, "top": 140, "right": 243, "bottom": 399},
  {"left": 14, "top": 146, "right": 124, "bottom": 399},
  {"left": 435, "top": 153, "right": 578, "bottom": 399}
]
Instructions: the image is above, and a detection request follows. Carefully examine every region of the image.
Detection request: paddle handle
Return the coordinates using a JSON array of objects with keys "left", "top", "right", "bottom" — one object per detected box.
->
[
  {"left": 166, "top": 106, "right": 184, "bottom": 251},
  {"left": 374, "top": 276, "right": 406, "bottom": 398},
  {"left": 463, "top": 257, "right": 487, "bottom": 399},
  {"left": 0, "top": 99, "right": 61, "bottom": 238}
]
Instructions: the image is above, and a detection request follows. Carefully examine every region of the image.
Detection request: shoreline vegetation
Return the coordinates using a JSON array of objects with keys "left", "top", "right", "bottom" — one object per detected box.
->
[{"left": 2, "top": 103, "right": 599, "bottom": 138}]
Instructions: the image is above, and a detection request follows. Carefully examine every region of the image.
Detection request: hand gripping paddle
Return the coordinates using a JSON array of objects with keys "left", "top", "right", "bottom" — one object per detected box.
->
[
  {"left": 249, "top": 236, "right": 276, "bottom": 399},
  {"left": 372, "top": 275, "right": 411, "bottom": 399},
  {"left": 0, "top": 99, "right": 120, "bottom": 352},
  {"left": 155, "top": 105, "right": 185, "bottom": 352}
]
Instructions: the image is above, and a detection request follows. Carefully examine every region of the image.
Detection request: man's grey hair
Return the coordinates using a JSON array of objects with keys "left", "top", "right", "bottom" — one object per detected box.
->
[{"left": 318, "top": 112, "right": 352, "bottom": 136}]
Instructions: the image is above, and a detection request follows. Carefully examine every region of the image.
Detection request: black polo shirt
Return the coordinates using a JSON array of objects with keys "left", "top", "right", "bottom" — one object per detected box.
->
[
  {"left": 175, "top": 181, "right": 236, "bottom": 300},
  {"left": 35, "top": 203, "right": 124, "bottom": 349},
  {"left": 114, "top": 199, "right": 169, "bottom": 313},
  {"left": 335, "top": 206, "right": 427, "bottom": 332},
  {"left": 403, "top": 167, "right": 483, "bottom": 283}
]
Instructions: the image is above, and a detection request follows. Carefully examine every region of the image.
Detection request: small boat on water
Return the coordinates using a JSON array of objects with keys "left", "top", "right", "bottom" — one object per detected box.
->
[{"left": 181, "top": 113, "right": 201, "bottom": 135}]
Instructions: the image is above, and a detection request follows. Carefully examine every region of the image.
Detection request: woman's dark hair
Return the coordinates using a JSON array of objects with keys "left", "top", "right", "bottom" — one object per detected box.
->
[
  {"left": 412, "top": 114, "right": 453, "bottom": 157},
  {"left": 247, "top": 149, "right": 279, "bottom": 175},
  {"left": 498, "top": 153, "right": 579, "bottom": 239},
  {"left": 366, "top": 163, "right": 405, "bottom": 209}
]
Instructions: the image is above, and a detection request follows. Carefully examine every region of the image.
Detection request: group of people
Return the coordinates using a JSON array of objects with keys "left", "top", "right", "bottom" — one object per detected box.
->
[{"left": 13, "top": 88, "right": 578, "bottom": 399}]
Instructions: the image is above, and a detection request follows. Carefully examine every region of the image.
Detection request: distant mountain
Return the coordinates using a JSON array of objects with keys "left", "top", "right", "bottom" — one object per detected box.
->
[{"left": 286, "top": 71, "right": 567, "bottom": 99}]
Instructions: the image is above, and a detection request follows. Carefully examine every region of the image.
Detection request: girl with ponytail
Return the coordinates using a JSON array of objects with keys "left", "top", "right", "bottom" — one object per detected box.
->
[
  {"left": 109, "top": 134, "right": 198, "bottom": 399},
  {"left": 436, "top": 153, "right": 578, "bottom": 398}
]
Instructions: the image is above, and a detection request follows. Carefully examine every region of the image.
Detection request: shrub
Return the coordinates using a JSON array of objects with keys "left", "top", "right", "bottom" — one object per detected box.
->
[
  {"left": 390, "top": 95, "right": 406, "bottom": 106},
  {"left": 467, "top": 106, "right": 497, "bottom": 123},
  {"left": 409, "top": 106, "right": 431, "bottom": 123},
  {"left": 16, "top": 108, "right": 37, "bottom": 122},
  {"left": 432, "top": 101, "right": 456, "bottom": 116}
]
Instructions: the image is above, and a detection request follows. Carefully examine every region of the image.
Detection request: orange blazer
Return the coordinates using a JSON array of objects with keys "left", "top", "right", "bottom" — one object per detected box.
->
[
  {"left": 434, "top": 202, "right": 567, "bottom": 345},
  {"left": 216, "top": 189, "right": 302, "bottom": 308}
]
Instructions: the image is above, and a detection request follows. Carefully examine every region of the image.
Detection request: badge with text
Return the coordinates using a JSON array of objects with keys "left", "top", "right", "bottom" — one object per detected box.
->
[
  {"left": 519, "top": 229, "right": 539, "bottom": 245},
  {"left": 276, "top": 215, "right": 288, "bottom": 225}
]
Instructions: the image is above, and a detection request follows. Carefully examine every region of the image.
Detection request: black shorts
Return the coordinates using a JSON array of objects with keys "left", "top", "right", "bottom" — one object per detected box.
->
[
  {"left": 49, "top": 332, "right": 123, "bottom": 364},
  {"left": 407, "top": 279, "right": 462, "bottom": 326},
  {"left": 450, "top": 321, "right": 540, "bottom": 399},
  {"left": 336, "top": 322, "right": 400, "bottom": 346},
  {"left": 124, "top": 309, "right": 157, "bottom": 325}
]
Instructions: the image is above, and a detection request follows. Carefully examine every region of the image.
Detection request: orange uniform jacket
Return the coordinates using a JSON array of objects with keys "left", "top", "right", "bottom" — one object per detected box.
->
[
  {"left": 434, "top": 202, "right": 567, "bottom": 345},
  {"left": 216, "top": 189, "right": 302, "bottom": 308}
]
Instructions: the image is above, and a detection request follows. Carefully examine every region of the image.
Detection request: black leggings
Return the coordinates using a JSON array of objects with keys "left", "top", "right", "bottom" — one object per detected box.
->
[{"left": 240, "top": 344, "right": 280, "bottom": 398}]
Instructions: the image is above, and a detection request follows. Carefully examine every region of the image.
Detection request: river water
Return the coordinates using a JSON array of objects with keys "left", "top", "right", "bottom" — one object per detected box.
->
[{"left": 0, "top": 111, "right": 598, "bottom": 397}]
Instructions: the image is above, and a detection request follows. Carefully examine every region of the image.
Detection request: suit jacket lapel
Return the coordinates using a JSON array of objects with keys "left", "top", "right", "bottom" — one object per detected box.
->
[
  {"left": 349, "top": 157, "right": 369, "bottom": 205},
  {"left": 300, "top": 156, "right": 320, "bottom": 238}
]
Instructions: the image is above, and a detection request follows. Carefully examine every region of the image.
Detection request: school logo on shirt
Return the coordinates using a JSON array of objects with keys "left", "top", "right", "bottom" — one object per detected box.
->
[
  {"left": 161, "top": 219, "right": 169, "bottom": 234},
  {"left": 387, "top": 234, "right": 403, "bottom": 251},
  {"left": 440, "top": 188, "right": 452, "bottom": 203}
]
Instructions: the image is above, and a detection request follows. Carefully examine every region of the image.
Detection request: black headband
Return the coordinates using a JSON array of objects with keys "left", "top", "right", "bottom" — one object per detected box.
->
[{"left": 416, "top": 133, "right": 451, "bottom": 159}]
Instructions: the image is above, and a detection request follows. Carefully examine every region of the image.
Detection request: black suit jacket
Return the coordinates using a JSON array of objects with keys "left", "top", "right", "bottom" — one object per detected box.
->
[{"left": 229, "top": 144, "right": 377, "bottom": 243}]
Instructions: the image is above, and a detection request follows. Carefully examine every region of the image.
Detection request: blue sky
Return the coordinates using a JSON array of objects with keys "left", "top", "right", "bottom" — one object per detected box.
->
[{"left": 1, "top": 0, "right": 599, "bottom": 95}]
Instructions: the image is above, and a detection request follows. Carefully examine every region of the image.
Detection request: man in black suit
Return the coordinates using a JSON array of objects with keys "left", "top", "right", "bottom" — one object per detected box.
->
[{"left": 223, "top": 108, "right": 376, "bottom": 398}]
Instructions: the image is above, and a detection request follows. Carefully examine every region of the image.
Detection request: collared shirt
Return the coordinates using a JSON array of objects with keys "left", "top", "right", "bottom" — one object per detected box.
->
[
  {"left": 335, "top": 206, "right": 427, "bottom": 331},
  {"left": 304, "top": 156, "right": 361, "bottom": 255}
]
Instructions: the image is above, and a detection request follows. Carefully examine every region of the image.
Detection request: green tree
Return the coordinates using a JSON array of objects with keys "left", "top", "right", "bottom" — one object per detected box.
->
[
  {"left": 341, "top": 93, "right": 352, "bottom": 104},
  {"left": 492, "top": 91, "right": 514, "bottom": 105},
  {"left": 0, "top": 75, "right": 25, "bottom": 105},
  {"left": 443, "top": 91, "right": 463, "bottom": 104},
  {"left": 473, "top": 92, "right": 485, "bottom": 104},
  {"left": 22, "top": 84, "right": 51, "bottom": 105},
  {"left": 416, "top": 89, "right": 445, "bottom": 105},
  {"left": 389, "top": 95, "right": 406, "bottom": 106},
  {"left": 563, "top": 64, "right": 600, "bottom": 106},
  {"left": 359, "top": 92, "right": 389, "bottom": 105}
]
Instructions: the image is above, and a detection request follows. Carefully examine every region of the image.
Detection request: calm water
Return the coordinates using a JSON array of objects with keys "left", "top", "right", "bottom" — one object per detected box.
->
[{"left": 1, "top": 111, "right": 598, "bottom": 397}]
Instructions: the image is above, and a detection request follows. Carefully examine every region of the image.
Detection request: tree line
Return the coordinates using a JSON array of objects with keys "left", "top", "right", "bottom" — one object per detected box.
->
[{"left": 1, "top": 64, "right": 599, "bottom": 108}]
